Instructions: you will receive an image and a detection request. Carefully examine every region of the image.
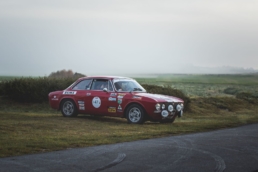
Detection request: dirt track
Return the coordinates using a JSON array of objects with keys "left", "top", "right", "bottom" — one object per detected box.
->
[{"left": 1, "top": 124, "right": 258, "bottom": 172}]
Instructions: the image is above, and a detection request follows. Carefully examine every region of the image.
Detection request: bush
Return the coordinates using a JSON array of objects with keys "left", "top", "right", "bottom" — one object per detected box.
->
[
  {"left": 236, "top": 92, "right": 258, "bottom": 104},
  {"left": 142, "top": 84, "right": 190, "bottom": 111},
  {"left": 189, "top": 97, "right": 251, "bottom": 114},
  {"left": 223, "top": 87, "right": 239, "bottom": 95},
  {"left": 1, "top": 77, "right": 76, "bottom": 103},
  {"left": 0, "top": 82, "right": 3, "bottom": 96}
]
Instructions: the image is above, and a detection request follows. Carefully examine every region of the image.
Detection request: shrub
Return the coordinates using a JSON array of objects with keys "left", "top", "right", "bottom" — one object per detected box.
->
[
  {"left": 0, "top": 82, "right": 3, "bottom": 96},
  {"left": 223, "top": 87, "right": 239, "bottom": 95},
  {"left": 142, "top": 84, "right": 190, "bottom": 111},
  {"left": 1, "top": 77, "right": 76, "bottom": 103},
  {"left": 236, "top": 92, "right": 258, "bottom": 104}
]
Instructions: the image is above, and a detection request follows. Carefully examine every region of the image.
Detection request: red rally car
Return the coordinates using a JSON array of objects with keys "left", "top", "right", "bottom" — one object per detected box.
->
[{"left": 48, "top": 76, "right": 184, "bottom": 124}]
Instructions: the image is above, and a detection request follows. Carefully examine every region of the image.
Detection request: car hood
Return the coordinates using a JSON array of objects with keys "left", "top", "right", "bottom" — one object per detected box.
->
[{"left": 134, "top": 93, "right": 183, "bottom": 103}]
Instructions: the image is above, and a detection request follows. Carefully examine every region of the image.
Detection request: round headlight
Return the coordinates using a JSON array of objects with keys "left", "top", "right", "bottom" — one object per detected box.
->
[
  {"left": 168, "top": 105, "right": 173, "bottom": 112},
  {"left": 161, "top": 110, "right": 169, "bottom": 117},
  {"left": 162, "top": 104, "right": 165, "bottom": 109},
  {"left": 176, "top": 104, "right": 182, "bottom": 111},
  {"left": 155, "top": 103, "right": 161, "bottom": 111}
]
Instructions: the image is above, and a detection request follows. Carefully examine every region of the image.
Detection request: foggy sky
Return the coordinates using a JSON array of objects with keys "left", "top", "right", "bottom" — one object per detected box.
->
[{"left": 0, "top": 0, "right": 258, "bottom": 76}]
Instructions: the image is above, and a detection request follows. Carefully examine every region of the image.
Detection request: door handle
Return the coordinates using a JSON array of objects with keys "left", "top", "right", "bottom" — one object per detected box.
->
[{"left": 86, "top": 93, "right": 91, "bottom": 96}]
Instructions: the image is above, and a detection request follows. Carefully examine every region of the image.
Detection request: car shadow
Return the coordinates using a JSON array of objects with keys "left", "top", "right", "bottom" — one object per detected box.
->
[
  {"left": 76, "top": 114, "right": 162, "bottom": 125},
  {"left": 77, "top": 115, "right": 128, "bottom": 123}
]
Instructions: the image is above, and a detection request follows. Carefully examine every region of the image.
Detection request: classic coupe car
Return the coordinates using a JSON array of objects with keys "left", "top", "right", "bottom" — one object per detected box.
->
[{"left": 48, "top": 76, "right": 184, "bottom": 124}]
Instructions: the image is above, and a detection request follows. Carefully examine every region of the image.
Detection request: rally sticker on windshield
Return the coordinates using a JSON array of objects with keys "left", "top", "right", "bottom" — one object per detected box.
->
[{"left": 92, "top": 97, "right": 101, "bottom": 108}]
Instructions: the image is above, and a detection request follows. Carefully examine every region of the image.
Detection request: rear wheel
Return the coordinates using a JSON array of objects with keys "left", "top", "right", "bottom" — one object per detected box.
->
[
  {"left": 61, "top": 99, "right": 78, "bottom": 117},
  {"left": 126, "top": 104, "right": 145, "bottom": 124}
]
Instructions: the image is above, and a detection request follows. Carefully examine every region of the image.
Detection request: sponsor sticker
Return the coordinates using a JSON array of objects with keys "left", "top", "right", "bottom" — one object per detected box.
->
[
  {"left": 92, "top": 97, "right": 101, "bottom": 108},
  {"left": 78, "top": 101, "right": 85, "bottom": 110},
  {"left": 133, "top": 96, "right": 142, "bottom": 100},
  {"left": 117, "top": 99, "right": 122, "bottom": 104},
  {"left": 117, "top": 93, "right": 126, "bottom": 99},
  {"left": 63, "top": 91, "right": 77, "bottom": 95},
  {"left": 79, "top": 107, "right": 85, "bottom": 110},
  {"left": 118, "top": 105, "right": 122, "bottom": 111},
  {"left": 51, "top": 96, "right": 58, "bottom": 101},
  {"left": 108, "top": 107, "right": 116, "bottom": 113},
  {"left": 108, "top": 97, "right": 117, "bottom": 101},
  {"left": 110, "top": 93, "right": 117, "bottom": 97}
]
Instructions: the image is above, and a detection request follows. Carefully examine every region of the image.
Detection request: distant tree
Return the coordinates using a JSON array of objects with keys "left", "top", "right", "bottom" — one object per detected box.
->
[{"left": 48, "top": 70, "right": 86, "bottom": 79}]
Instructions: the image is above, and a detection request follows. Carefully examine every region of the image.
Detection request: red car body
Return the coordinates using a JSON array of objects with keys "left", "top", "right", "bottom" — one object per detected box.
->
[{"left": 48, "top": 76, "right": 184, "bottom": 124}]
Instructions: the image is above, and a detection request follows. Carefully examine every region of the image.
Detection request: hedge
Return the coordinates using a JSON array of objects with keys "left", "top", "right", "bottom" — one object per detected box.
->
[{"left": 0, "top": 78, "right": 190, "bottom": 111}]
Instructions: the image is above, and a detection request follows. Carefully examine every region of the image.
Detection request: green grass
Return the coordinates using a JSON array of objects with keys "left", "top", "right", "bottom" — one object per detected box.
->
[
  {"left": 135, "top": 73, "right": 258, "bottom": 85},
  {"left": 135, "top": 74, "right": 258, "bottom": 97},
  {"left": 0, "top": 97, "right": 258, "bottom": 158}
]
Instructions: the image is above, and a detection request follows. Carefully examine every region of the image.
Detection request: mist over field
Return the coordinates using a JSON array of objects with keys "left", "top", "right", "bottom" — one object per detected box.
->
[{"left": 0, "top": 1, "right": 258, "bottom": 76}]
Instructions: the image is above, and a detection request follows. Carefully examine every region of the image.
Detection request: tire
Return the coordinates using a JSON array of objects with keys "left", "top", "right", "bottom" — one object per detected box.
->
[
  {"left": 61, "top": 99, "right": 78, "bottom": 117},
  {"left": 126, "top": 104, "right": 145, "bottom": 124}
]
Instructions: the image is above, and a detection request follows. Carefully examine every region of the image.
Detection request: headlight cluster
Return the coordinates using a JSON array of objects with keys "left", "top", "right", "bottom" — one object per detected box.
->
[{"left": 155, "top": 103, "right": 183, "bottom": 112}]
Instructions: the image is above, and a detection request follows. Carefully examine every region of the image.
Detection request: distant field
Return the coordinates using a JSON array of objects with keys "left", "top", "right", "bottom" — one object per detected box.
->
[
  {"left": 135, "top": 73, "right": 258, "bottom": 85},
  {"left": 0, "top": 76, "right": 24, "bottom": 82},
  {"left": 134, "top": 74, "right": 258, "bottom": 97}
]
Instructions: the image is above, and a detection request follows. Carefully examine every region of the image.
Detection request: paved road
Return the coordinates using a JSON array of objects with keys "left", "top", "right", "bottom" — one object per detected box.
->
[{"left": 1, "top": 124, "right": 258, "bottom": 172}]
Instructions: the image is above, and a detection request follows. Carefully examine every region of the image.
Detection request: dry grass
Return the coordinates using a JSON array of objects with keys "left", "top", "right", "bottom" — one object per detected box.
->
[{"left": 1, "top": 98, "right": 258, "bottom": 157}]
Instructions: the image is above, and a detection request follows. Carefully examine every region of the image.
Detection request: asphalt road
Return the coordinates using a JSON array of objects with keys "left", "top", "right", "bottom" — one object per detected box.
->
[{"left": 1, "top": 124, "right": 258, "bottom": 172}]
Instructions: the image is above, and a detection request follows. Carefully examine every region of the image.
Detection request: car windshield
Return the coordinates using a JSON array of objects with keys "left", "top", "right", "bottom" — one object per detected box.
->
[{"left": 113, "top": 79, "right": 146, "bottom": 92}]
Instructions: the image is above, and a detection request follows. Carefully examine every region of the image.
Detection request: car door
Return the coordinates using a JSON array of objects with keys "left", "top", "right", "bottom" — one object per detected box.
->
[
  {"left": 85, "top": 79, "right": 110, "bottom": 115},
  {"left": 71, "top": 79, "right": 92, "bottom": 113}
]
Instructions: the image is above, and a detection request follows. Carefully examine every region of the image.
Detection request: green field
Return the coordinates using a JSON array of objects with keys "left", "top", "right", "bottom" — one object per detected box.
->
[
  {"left": 135, "top": 74, "right": 258, "bottom": 97},
  {"left": 0, "top": 74, "right": 258, "bottom": 157}
]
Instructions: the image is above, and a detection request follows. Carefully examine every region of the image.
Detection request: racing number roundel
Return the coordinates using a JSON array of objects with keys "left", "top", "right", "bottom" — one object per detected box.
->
[{"left": 92, "top": 97, "right": 101, "bottom": 108}]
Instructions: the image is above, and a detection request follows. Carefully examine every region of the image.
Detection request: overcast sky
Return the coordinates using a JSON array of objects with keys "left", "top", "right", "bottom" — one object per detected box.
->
[{"left": 0, "top": 0, "right": 257, "bottom": 76}]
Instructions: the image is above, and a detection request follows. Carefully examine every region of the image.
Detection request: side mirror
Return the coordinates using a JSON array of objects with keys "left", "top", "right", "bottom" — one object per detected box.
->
[{"left": 103, "top": 88, "right": 108, "bottom": 92}]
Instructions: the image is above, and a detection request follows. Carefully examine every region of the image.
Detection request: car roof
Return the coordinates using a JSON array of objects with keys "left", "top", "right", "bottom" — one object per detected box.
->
[{"left": 78, "top": 76, "right": 133, "bottom": 80}]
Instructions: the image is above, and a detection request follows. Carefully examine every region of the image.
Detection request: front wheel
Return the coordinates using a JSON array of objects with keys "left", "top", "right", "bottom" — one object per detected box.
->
[
  {"left": 126, "top": 104, "right": 145, "bottom": 124},
  {"left": 61, "top": 99, "right": 78, "bottom": 117}
]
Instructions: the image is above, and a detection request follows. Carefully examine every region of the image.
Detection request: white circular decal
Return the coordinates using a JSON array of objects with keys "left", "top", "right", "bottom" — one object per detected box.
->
[{"left": 92, "top": 97, "right": 101, "bottom": 108}]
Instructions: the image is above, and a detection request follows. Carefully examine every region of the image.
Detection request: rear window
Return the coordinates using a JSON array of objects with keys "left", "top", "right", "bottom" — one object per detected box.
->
[{"left": 72, "top": 79, "right": 92, "bottom": 90}]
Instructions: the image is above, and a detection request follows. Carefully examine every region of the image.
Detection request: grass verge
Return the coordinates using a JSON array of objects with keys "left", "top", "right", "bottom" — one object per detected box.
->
[{"left": 1, "top": 96, "right": 258, "bottom": 158}]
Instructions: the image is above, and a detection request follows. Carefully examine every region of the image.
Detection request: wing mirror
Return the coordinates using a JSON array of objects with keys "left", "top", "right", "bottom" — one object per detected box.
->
[{"left": 103, "top": 88, "right": 108, "bottom": 92}]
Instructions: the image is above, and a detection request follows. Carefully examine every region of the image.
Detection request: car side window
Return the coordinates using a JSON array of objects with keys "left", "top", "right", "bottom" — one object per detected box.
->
[
  {"left": 72, "top": 79, "right": 92, "bottom": 90},
  {"left": 91, "top": 79, "right": 109, "bottom": 90}
]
